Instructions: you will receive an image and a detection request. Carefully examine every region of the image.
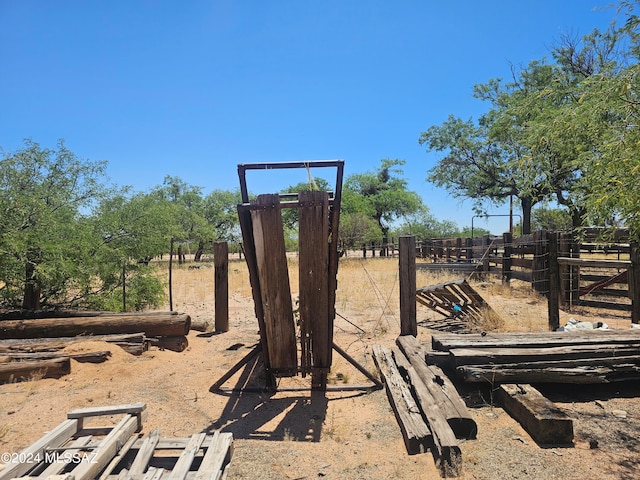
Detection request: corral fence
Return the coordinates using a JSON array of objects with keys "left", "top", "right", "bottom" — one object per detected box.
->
[{"left": 390, "top": 229, "right": 640, "bottom": 327}]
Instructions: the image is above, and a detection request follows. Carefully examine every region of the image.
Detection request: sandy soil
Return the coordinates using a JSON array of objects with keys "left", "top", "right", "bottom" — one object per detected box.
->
[{"left": 1, "top": 263, "right": 639, "bottom": 479}]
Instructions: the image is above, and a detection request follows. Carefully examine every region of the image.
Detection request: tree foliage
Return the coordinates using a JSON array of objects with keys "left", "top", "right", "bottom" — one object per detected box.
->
[
  {"left": 343, "top": 159, "right": 422, "bottom": 237},
  {"left": 0, "top": 139, "right": 168, "bottom": 310},
  {"left": 420, "top": 1, "right": 640, "bottom": 237}
]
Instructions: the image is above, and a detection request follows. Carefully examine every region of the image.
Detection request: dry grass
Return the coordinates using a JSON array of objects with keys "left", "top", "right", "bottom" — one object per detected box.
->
[{"left": 162, "top": 255, "right": 553, "bottom": 336}]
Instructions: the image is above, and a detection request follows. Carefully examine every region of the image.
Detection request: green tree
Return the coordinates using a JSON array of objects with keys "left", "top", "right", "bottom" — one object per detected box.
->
[
  {"left": 338, "top": 212, "right": 382, "bottom": 252},
  {"left": 151, "top": 176, "right": 211, "bottom": 261},
  {"left": 343, "top": 159, "right": 422, "bottom": 237},
  {"left": 0, "top": 140, "right": 170, "bottom": 311},
  {"left": 392, "top": 205, "right": 459, "bottom": 239},
  {"left": 0, "top": 140, "right": 110, "bottom": 309},
  {"left": 531, "top": 206, "right": 573, "bottom": 231},
  {"left": 202, "top": 189, "right": 242, "bottom": 243},
  {"left": 83, "top": 191, "right": 172, "bottom": 310}
]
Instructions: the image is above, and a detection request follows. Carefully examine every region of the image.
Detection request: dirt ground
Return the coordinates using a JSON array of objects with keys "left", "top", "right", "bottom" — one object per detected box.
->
[{"left": 1, "top": 259, "right": 639, "bottom": 479}]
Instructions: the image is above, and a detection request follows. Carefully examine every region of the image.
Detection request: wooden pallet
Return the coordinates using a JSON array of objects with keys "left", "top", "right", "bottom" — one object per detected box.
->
[
  {"left": 416, "top": 279, "right": 499, "bottom": 327},
  {"left": 0, "top": 403, "right": 233, "bottom": 480}
]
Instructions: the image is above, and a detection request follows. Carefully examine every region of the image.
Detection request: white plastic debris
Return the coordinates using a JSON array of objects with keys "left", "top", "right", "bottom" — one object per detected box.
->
[{"left": 557, "top": 317, "right": 609, "bottom": 331}]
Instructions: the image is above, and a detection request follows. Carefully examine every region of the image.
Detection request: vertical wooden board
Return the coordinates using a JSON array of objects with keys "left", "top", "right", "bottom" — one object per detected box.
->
[
  {"left": 250, "top": 194, "right": 297, "bottom": 372},
  {"left": 237, "top": 206, "right": 272, "bottom": 372},
  {"left": 214, "top": 242, "right": 229, "bottom": 333},
  {"left": 399, "top": 236, "right": 417, "bottom": 336},
  {"left": 298, "top": 191, "right": 330, "bottom": 380}
]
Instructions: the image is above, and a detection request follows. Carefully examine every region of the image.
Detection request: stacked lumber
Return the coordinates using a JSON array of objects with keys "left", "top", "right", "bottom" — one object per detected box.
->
[
  {"left": 0, "top": 311, "right": 191, "bottom": 383},
  {"left": 430, "top": 330, "right": 640, "bottom": 384},
  {"left": 373, "top": 338, "right": 477, "bottom": 476},
  {"left": 0, "top": 403, "right": 234, "bottom": 480}
]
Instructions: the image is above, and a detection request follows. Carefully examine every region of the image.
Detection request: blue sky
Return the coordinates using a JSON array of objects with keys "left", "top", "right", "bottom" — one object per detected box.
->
[{"left": 0, "top": 1, "right": 620, "bottom": 234}]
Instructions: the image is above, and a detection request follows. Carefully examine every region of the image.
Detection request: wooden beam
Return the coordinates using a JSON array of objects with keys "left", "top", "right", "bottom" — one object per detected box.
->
[
  {"left": 497, "top": 384, "right": 573, "bottom": 445},
  {"left": 396, "top": 335, "right": 477, "bottom": 440},
  {"left": 399, "top": 236, "right": 417, "bottom": 336},
  {"left": 214, "top": 241, "right": 229, "bottom": 333},
  {"left": 432, "top": 330, "right": 640, "bottom": 351},
  {"left": 391, "top": 347, "right": 461, "bottom": 475},
  {"left": 371, "top": 345, "right": 432, "bottom": 455},
  {"left": 0, "top": 357, "right": 71, "bottom": 383}
]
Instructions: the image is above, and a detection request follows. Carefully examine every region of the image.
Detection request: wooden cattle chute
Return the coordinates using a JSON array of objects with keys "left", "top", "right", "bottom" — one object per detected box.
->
[{"left": 211, "top": 160, "right": 381, "bottom": 392}]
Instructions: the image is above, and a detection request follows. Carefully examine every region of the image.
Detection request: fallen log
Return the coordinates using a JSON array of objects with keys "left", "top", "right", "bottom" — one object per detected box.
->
[
  {"left": 372, "top": 344, "right": 432, "bottom": 455},
  {"left": 0, "top": 333, "right": 147, "bottom": 355},
  {"left": 0, "top": 314, "right": 190, "bottom": 339},
  {"left": 0, "top": 350, "right": 111, "bottom": 363},
  {"left": 147, "top": 336, "right": 188, "bottom": 352},
  {"left": 0, "top": 357, "right": 71, "bottom": 383},
  {"left": 390, "top": 347, "right": 462, "bottom": 476},
  {"left": 497, "top": 384, "right": 573, "bottom": 445},
  {"left": 396, "top": 335, "right": 477, "bottom": 440},
  {"left": 0, "top": 309, "right": 186, "bottom": 320},
  {"left": 190, "top": 319, "right": 211, "bottom": 332}
]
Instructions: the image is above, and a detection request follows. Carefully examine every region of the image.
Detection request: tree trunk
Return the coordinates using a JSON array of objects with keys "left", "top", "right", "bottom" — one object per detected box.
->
[
  {"left": 0, "top": 357, "right": 71, "bottom": 383},
  {"left": 521, "top": 196, "right": 533, "bottom": 234},
  {"left": 0, "top": 313, "right": 191, "bottom": 339},
  {"left": 22, "top": 249, "right": 41, "bottom": 310},
  {"left": 194, "top": 240, "right": 205, "bottom": 262}
]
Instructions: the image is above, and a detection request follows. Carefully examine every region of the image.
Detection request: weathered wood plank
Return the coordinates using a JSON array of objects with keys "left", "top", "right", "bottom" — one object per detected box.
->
[
  {"left": 557, "top": 257, "right": 630, "bottom": 268},
  {"left": 298, "top": 190, "right": 330, "bottom": 388},
  {"left": 432, "top": 330, "right": 640, "bottom": 351},
  {"left": 396, "top": 336, "right": 477, "bottom": 440},
  {"left": 147, "top": 336, "right": 188, "bottom": 352},
  {"left": 128, "top": 430, "right": 161, "bottom": 476},
  {"left": 0, "top": 350, "right": 111, "bottom": 363},
  {"left": 0, "top": 333, "right": 146, "bottom": 353},
  {"left": 71, "top": 414, "right": 140, "bottom": 480},
  {"left": 214, "top": 241, "right": 229, "bottom": 333},
  {"left": 0, "top": 357, "right": 71, "bottom": 384},
  {"left": 37, "top": 436, "right": 93, "bottom": 478},
  {"left": 167, "top": 433, "right": 206, "bottom": 480},
  {"left": 400, "top": 236, "right": 417, "bottom": 336},
  {"left": 371, "top": 345, "right": 432, "bottom": 455},
  {"left": 458, "top": 362, "right": 640, "bottom": 384},
  {"left": 68, "top": 403, "right": 147, "bottom": 420},
  {"left": 250, "top": 194, "right": 297, "bottom": 373},
  {"left": 0, "top": 418, "right": 78, "bottom": 480},
  {"left": 0, "top": 314, "right": 190, "bottom": 339},
  {"left": 194, "top": 432, "right": 234, "bottom": 480},
  {"left": 391, "top": 346, "right": 462, "bottom": 476},
  {"left": 497, "top": 384, "right": 573, "bottom": 445}
]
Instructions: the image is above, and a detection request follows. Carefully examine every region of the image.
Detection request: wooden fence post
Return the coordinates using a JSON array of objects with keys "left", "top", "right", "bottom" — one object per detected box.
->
[
  {"left": 399, "top": 236, "right": 417, "bottom": 337},
  {"left": 533, "top": 229, "right": 549, "bottom": 294},
  {"left": 547, "top": 231, "right": 560, "bottom": 331},
  {"left": 214, "top": 241, "right": 229, "bottom": 333},
  {"left": 482, "top": 235, "right": 491, "bottom": 273},
  {"left": 630, "top": 241, "right": 640, "bottom": 324},
  {"left": 502, "top": 232, "right": 512, "bottom": 284},
  {"left": 465, "top": 237, "right": 473, "bottom": 260}
]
